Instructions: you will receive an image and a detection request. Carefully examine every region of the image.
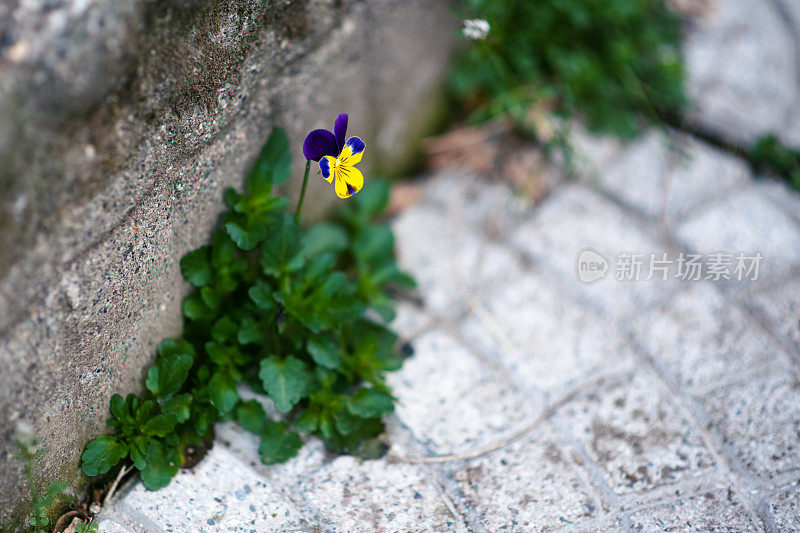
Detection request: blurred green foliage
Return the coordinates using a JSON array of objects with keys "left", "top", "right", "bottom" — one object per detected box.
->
[
  {"left": 749, "top": 135, "right": 800, "bottom": 190},
  {"left": 450, "top": 0, "right": 687, "bottom": 139}
]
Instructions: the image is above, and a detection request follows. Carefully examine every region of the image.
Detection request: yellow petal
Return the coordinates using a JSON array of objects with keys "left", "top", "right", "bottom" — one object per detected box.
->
[
  {"left": 334, "top": 165, "right": 364, "bottom": 199},
  {"left": 338, "top": 137, "right": 365, "bottom": 166}
]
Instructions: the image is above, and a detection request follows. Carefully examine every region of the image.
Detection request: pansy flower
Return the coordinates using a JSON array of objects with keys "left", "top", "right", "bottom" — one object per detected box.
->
[{"left": 302, "top": 113, "right": 365, "bottom": 199}]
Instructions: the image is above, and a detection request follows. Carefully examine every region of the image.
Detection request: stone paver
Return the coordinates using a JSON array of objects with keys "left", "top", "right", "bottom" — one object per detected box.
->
[
  {"left": 588, "top": 130, "right": 750, "bottom": 221},
  {"left": 684, "top": 0, "right": 800, "bottom": 146},
  {"left": 100, "top": 446, "right": 310, "bottom": 532},
  {"left": 296, "top": 456, "right": 465, "bottom": 532},
  {"left": 769, "top": 484, "right": 800, "bottom": 532},
  {"left": 631, "top": 282, "right": 788, "bottom": 394},
  {"left": 702, "top": 372, "right": 800, "bottom": 480},
  {"left": 388, "top": 330, "right": 534, "bottom": 455},
  {"left": 510, "top": 184, "right": 679, "bottom": 319},
  {"left": 626, "top": 489, "right": 762, "bottom": 532},
  {"left": 553, "top": 370, "right": 718, "bottom": 501},
  {"left": 449, "top": 425, "right": 602, "bottom": 531},
  {"left": 676, "top": 189, "right": 800, "bottom": 277},
  {"left": 99, "top": 4, "right": 800, "bottom": 529},
  {"left": 458, "top": 270, "right": 635, "bottom": 397},
  {"left": 749, "top": 274, "right": 800, "bottom": 357}
]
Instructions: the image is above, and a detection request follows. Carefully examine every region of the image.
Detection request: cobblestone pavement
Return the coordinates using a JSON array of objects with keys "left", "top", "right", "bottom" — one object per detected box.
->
[{"left": 98, "top": 1, "right": 800, "bottom": 531}]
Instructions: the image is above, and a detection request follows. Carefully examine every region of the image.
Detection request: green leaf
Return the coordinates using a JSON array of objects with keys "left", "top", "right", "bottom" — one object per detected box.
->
[
  {"left": 180, "top": 247, "right": 213, "bottom": 287},
  {"left": 353, "top": 225, "right": 394, "bottom": 265},
  {"left": 182, "top": 294, "right": 215, "bottom": 321},
  {"left": 301, "top": 223, "right": 348, "bottom": 258},
  {"left": 258, "top": 356, "right": 312, "bottom": 413},
  {"left": 211, "top": 229, "right": 237, "bottom": 266},
  {"left": 161, "top": 394, "right": 192, "bottom": 423},
  {"left": 238, "top": 316, "right": 265, "bottom": 345},
  {"left": 236, "top": 400, "right": 268, "bottom": 435},
  {"left": 140, "top": 441, "right": 180, "bottom": 490},
  {"left": 323, "top": 417, "right": 385, "bottom": 455},
  {"left": 109, "top": 393, "right": 134, "bottom": 427},
  {"left": 248, "top": 280, "right": 276, "bottom": 312},
  {"left": 146, "top": 352, "right": 194, "bottom": 400},
  {"left": 205, "top": 341, "right": 243, "bottom": 367},
  {"left": 209, "top": 370, "right": 239, "bottom": 415},
  {"left": 294, "top": 409, "right": 318, "bottom": 434},
  {"left": 130, "top": 443, "right": 147, "bottom": 470},
  {"left": 159, "top": 339, "right": 196, "bottom": 359},
  {"left": 307, "top": 337, "right": 341, "bottom": 370},
  {"left": 347, "top": 388, "right": 395, "bottom": 418},
  {"left": 258, "top": 421, "right": 302, "bottom": 465},
  {"left": 354, "top": 179, "right": 391, "bottom": 216},
  {"left": 333, "top": 409, "right": 361, "bottom": 436},
  {"left": 200, "top": 286, "right": 222, "bottom": 309},
  {"left": 225, "top": 218, "right": 263, "bottom": 251},
  {"left": 211, "top": 317, "right": 238, "bottom": 343},
  {"left": 81, "top": 436, "right": 127, "bottom": 477},
  {"left": 260, "top": 213, "right": 304, "bottom": 277},
  {"left": 142, "top": 414, "right": 178, "bottom": 437},
  {"left": 249, "top": 129, "right": 292, "bottom": 191},
  {"left": 134, "top": 399, "right": 156, "bottom": 425}
]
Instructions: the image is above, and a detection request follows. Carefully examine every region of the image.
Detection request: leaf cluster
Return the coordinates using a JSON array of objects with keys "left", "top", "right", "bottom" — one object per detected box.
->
[
  {"left": 749, "top": 134, "right": 800, "bottom": 191},
  {"left": 450, "top": 0, "right": 687, "bottom": 139},
  {"left": 81, "top": 130, "right": 415, "bottom": 489}
]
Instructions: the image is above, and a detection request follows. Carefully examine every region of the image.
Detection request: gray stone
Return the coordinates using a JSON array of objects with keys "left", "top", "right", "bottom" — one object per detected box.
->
[
  {"left": 450, "top": 426, "right": 602, "bottom": 532},
  {"left": 0, "top": 0, "right": 459, "bottom": 525},
  {"left": 702, "top": 372, "right": 800, "bottom": 479},
  {"left": 393, "top": 201, "right": 489, "bottom": 318},
  {"left": 554, "top": 370, "right": 718, "bottom": 498},
  {"left": 768, "top": 483, "right": 800, "bottom": 532},
  {"left": 296, "top": 455, "right": 467, "bottom": 532},
  {"left": 458, "top": 271, "right": 636, "bottom": 397},
  {"left": 754, "top": 178, "right": 800, "bottom": 226},
  {"left": 570, "top": 122, "right": 626, "bottom": 177},
  {"left": 632, "top": 282, "right": 789, "bottom": 394},
  {"left": 675, "top": 189, "right": 800, "bottom": 280},
  {"left": 683, "top": 0, "right": 800, "bottom": 146},
  {"left": 627, "top": 489, "right": 762, "bottom": 532},
  {"left": 100, "top": 445, "right": 310, "bottom": 532},
  {"left": 387, "top": 331, "right": 535, "bottom": 455},
  {"left": 509, "top": 183, "right": 679, "bottom": 318},
  {"left": 389, "top": 300, "right": 435, "bottom": 342},
  {"left": 421, "top": 170, "right": 529, "bottom": 239},
  {"left": 587, "top": 131, "right": 750, "bottom": 221},
  {"left": 749, "top": 274, "right": 800, "bottom": 356}
]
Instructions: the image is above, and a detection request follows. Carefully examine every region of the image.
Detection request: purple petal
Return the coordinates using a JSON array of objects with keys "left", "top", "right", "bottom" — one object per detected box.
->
[
  {"left": 303, "top": 129, "right": 338, "bottom": 161},
  {"left": 334, "top": 113, "right": 348, "bottom": 152}
]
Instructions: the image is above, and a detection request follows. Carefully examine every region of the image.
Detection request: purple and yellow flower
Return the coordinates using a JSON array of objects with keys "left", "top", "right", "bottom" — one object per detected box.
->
[{"left": 302, "top": 113, "right": 365, "bottom": 199}]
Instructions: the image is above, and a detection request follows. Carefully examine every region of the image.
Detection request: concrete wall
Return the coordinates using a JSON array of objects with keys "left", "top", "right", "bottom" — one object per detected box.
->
[{"left": 0, "top": 0, "right": 457, "bottom": 526}]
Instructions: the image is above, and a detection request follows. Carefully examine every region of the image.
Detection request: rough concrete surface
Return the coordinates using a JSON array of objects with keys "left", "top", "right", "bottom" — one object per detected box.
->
[{"left": 0, "top": 0, "right": 458, "bottom": 526}]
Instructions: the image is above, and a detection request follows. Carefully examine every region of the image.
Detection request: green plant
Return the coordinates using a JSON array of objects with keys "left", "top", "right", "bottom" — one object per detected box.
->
[
  {"left": 749, "top": 134, "right": 800, "bottom": 191},
  {"left": 76, "top": 522, "right": 99, "bottom": 533},
  {"left": 81, "top": 128, "right": 414, "bottom": 489},
  {"left": 13, "top": 425, "right": 72, "bottom": 532},
  {"left": 450, "top": 0, "right": 687, "bottom": 139}
]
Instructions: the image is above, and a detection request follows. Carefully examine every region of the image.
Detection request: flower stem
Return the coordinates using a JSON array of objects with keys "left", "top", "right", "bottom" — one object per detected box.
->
[{"left": 294, "top": 160, "right": 311, "bottom": 224}]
